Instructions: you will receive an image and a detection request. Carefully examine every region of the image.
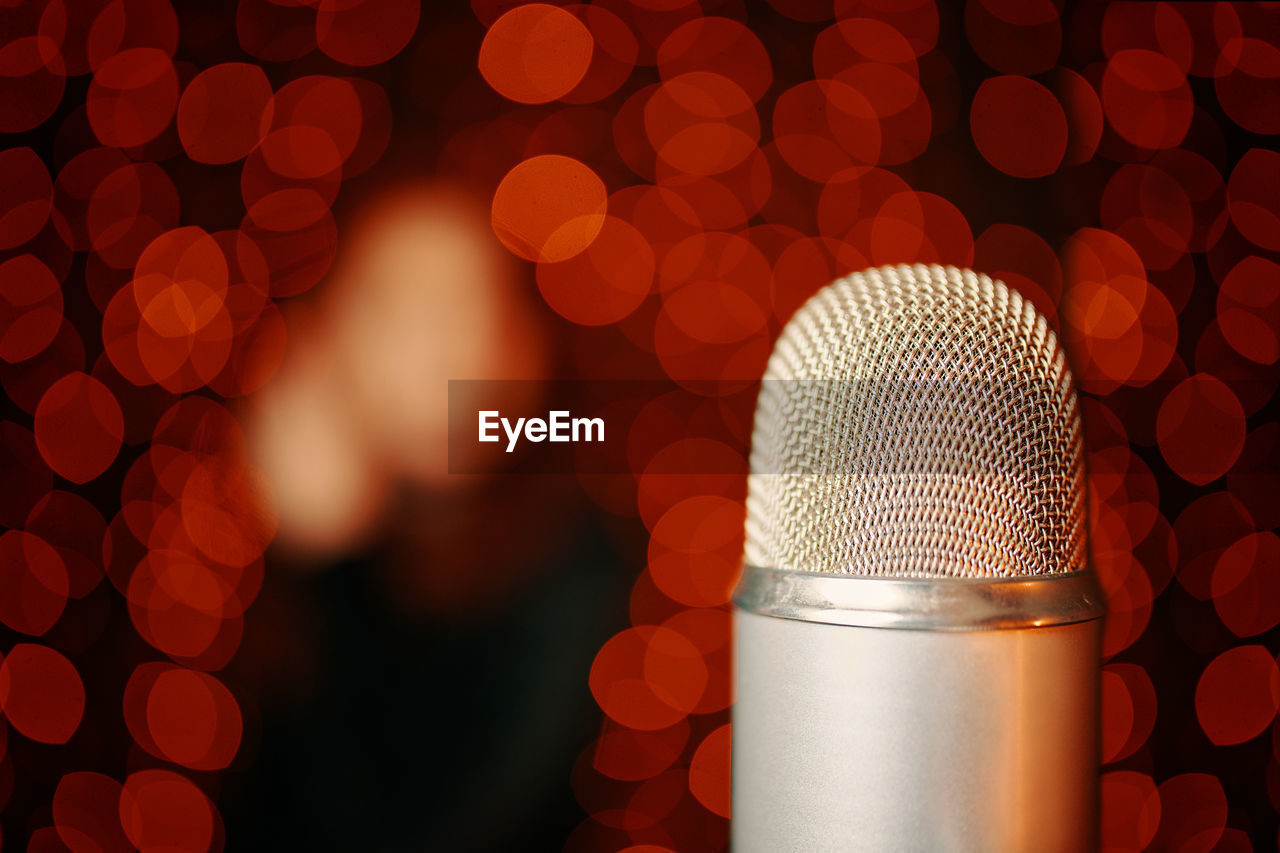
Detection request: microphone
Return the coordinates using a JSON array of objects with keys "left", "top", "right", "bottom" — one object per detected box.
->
[{"left": 732, "top": 265, "right": 1103, "bottom": 851}]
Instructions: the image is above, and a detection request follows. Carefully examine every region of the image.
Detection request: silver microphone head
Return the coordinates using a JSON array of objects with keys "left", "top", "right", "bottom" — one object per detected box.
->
[{"left": 744, "top": 263, "right": 1085, "bottom": 579}]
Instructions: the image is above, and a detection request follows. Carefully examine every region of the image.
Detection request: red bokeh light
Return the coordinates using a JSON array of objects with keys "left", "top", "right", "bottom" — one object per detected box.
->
[
  {"left": 1195, "top": 645, "right": 1280, "bottom": 746},
  {"left": 1174, "top": 491, "right": 1254, "bottom": 602},
  {"left": 659, "top": 17, "right": 771, "bottom": 104},
  {"left": 1101, "top": 771, "right": 1161, "bottom": 852},
  {"left": 118, "top": 769, "right": 214, "bottom": 853},
  {"left": 53, "top": 771, "right": 132, "bottom": 853},
  {"left": 659, "top": 231, "right": 770, "bottom": 342},
  {"left": 0, "top": 530, "right": 68, "bottom": 637},
  {"left": 177, "top": 63, "right": 273, "bottom": 166},
  {"left": 688, "top": 723, "right": 730, "bottom": 818},
  {"left": 0, "top": 254, "right": 64, "bottom": 364},
  {"left": 973, "top": 224, "right": 1062, "bottom": 324},
  {"left": 1156, "top": 374, "right": 1245, "bottom": 486},
  {"left": 970, "top": 76, "right": 1067, "bottom": 179},
  {"left": 0, "top": 30, "right": 66, "bottom": 135},
  {"left": 1150, "top": 773, "right": 1227, "bottom": 852},
  {"left": 1227, "top": 148, "right": 1280, "bottom": 251},
  {"left": 26, "top": 490, "right": 107, "bottom": 599},
  {"left": 1215, "top": 33, "right": 1280, "bottom": 135},
  {"left": 1212, "top": 532, "right": 1280, "bottom": 638},
  {"left": 315, "top": 0, "right": 421, "bottom": 67},
  {"left": 1053, "top": 68, "right": 1102, "bottom": 166},
  {"left": 1101, "top": 666, "right": 1135, "bottom": 763},
  {"left": 0, "top": 146, "right": 53, "bottom": 250},
  {"left": 662, "top": 608, "right": 731, "bottom": 714},
  {"left": 537, "top": 215, "right": 654, "bottom": 326},
  {"left": 562, "top": 5, "right": 638, "bottom": 105},
  {"left": 592, "top": 716, "right": 690, "bottom": 782},
  {"left": 492, "top": 154, "right": 607, "bottom": 262},
  {"left": 0, "top": 643, "right": 85, "bottom": 745},
  {"left": 1101, "top": 49, "right": 1193, "bottom": 150},
  {"left": 772, "top": 80, "right": 882, "bottom": 181},
  {"left": 965, "top": 0, "right": 1061, "bottom": 76},
  {"left": 589, "top": 625, "right": 708, "bottom": 731},
  {"left": 84, "top": 0, "right": 180, "bottom": 72},
  {"left": 124, "top": 662, "right": 243, "bottom": 770},
  {"left": 236, "top": 0, "right": 317, "bottom": 63},
  {"left": 1217, "top": 255, "right": 1280, "bottom": 365},
  {"left": 269, "top": 75, "right": 364, "bottom": 172},
  {"left": 646, "top": 72, "right": 759, "bottom": 177},
  {"left": 87, "top": 162, "right": 181, "bottom": 270},
  {"left": 86, "top": 47, "right": 179, "bottom": 149},
  {"left": 1101, "top": 2, "right": 1194, "bottom": 74},
  {"left": 1106, "top": 663, "right": 1157, "bottom": 762},
  {"left": 34, "top": 371, "right": 124, "bottom": 483},
  {"left": 1100, "top": 163, "right": 1192, "bottom": 271},
  {"left": 479, "top": 4, "right": 594, "bottom": 104},
  {"left": 647, "top": 496, "right": 745, "bottom": 608},
  {"left": 0, "top": 0, "right": 1275, "bottom": 846}
]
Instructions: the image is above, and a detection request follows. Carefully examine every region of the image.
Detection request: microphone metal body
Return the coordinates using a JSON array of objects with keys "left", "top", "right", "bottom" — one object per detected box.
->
[
  {"left": 733, "top": 570, "right": 1102, "bottom": 852},
  {"left": 732, "top": 265, "right": 1103, "bottom": 852}
]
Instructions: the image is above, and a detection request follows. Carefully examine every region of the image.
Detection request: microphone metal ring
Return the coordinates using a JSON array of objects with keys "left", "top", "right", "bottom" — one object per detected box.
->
[{"left": 733, "top": 564, "right": 1105, "bottom": 631}]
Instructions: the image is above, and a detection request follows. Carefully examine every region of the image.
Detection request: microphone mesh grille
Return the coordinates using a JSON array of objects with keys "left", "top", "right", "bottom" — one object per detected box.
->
[{"left": 744, "top": 264, "right": 1085, "bottom": 578}]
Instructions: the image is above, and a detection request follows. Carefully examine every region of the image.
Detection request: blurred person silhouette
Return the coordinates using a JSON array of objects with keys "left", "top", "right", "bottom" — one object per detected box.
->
[{"left": 224, "top": 184, "right": 631, "bottom": 851}]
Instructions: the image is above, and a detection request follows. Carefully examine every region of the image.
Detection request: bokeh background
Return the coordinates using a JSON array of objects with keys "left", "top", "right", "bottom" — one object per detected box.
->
[{"left": 0, "top": 0, "right": 1279, "bottom": 850}]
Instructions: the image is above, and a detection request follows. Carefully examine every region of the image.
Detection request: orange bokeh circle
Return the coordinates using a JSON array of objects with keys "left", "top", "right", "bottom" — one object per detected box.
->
[
  {"left": 536, "top": 215, "right": 653, "bottom": 326},
  {"left": 589, "top": 625, "right": 707, "bottom": 730},
  {"left": 647, "top": 495, "right": 745, "bottom": 607},
  {"left": 492, "top": 154, "right": 607, "bottom": 262},
  {"left": 479, "top": 4, "right": 594, "bottom": 104}
]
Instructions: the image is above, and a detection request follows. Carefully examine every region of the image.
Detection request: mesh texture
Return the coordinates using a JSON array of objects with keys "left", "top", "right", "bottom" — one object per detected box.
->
[{"left": 744, "top": 264, "right": 1085, "bottom": 578}]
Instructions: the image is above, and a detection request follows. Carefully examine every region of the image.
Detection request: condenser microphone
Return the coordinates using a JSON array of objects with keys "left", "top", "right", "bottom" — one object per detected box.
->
[{"left": 732, "top": 265, "right": 1103, "bottom": 852}]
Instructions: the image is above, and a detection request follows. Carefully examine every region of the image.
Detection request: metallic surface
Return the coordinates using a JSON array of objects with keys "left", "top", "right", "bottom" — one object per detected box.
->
[
  {"left": 733, "top": 564, "right": 1105, "bottom": 631},
  {"left": 734, "top": 268, "right": 1100, "bottom": 850},
  {"left": 744, "top": 264, "right": 1085, "bottom": 579},
  {"left": 732, "top": 609, "right": 1102, "bottom": 852}
]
